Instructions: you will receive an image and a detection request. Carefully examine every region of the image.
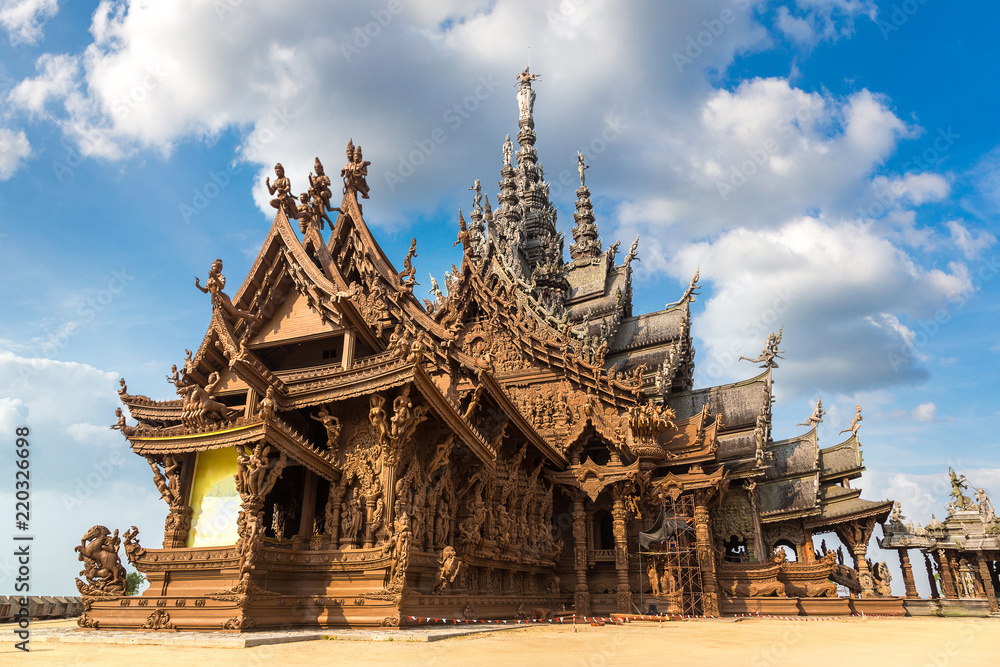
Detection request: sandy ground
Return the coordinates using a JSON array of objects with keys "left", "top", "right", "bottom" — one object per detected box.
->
[{"left": 2, "top": 617, "right": 997, "bottom": 666}]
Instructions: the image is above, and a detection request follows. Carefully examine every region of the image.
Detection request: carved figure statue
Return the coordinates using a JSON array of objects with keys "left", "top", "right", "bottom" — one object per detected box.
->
[
  {"left": 387, "top": 512, "right": 412, "bottom": 591},
  {"left": 502, "top": 134, "right": 513, "bottom": 168},
  {"left": 165, "top": 364, "right": 184, "bottom": 390},
  {"left": 838, "top": 404, "right": 863, "bottom": 437},
  {"left": 624, "top": 236, "right": 640, "bottom": 270},
  {"left": 469, "top": 179, "right": 482, "bottom": 209},
  {"left": 874, "top": 561, "right": 893, "bottom": 596},
  {"left": 117, "top": 377, "right": 127, "bottom": 396},
  {"left": 798, "top": 398, "right": 825, "bottom": 427},
  {"left": 258, "top": 386, "right": 277, "bottom": 421},
  {"left": 889, "top": 501, "right": 905, "bottom": 525},
  {"left": 265, "top": 163, "right": 297, "bottom": 218},
  {"left": 740, "top": 328, "right": 784, "bottom": 369},
  {"left": 577, "top": 151, "right": 589, "bottom": 187},
  {"left": 311, "top": 407, "right": 342, "bottom": 455},
  {"left": 341, "top": 139, "right": 372, "bottom": 199},
  {"left": 308, "top": 157, "right": 340, "bottom": 227},
  {"left": 75, "top": 525, "right": 127, "bottom": 595},
  {"left": 398, "top": 238, "right": 418, "bottom": 288},
  {"left": 647, "top": 559, "right": 661, "bottom": 596},
  {"left": 183, "top": 349, "right": 196, "bottom": 380},
  {"left": 110, "top": 407, "right": 131, "bottom": 434},
  {"left": 429, "top": 274, "right": 444, "bottom": 304},
  {"left": 975, "top": 488, "right": 996, "bottom": 523},
  {"left": 195, "top": 259, "right": 259, "bottom": 325},
  {"left": 433, "top": 546, "right": 461, "bottom": 594},
  {"left": 292, "top": 192, "right": 315, "bottom": 233}
]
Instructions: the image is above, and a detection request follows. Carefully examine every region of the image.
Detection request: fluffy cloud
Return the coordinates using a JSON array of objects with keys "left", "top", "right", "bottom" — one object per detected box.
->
[
  {"left": 774, "top": 0, "right": 877, "bottom": 46},
  {"left": 911, "top": 401, "right": 936, "bottom": 422},
  {"left": 665, "top": 216, "right": 970, "bottom": 396},
  {"left": 947, "top": 220, "right": 996, "bottom": 260},
  {"left": 0, "top": 0, "right": 57, "bottom": 45},
  {"left": 0, "top": 127, "right": 31, "bottom": 179}
]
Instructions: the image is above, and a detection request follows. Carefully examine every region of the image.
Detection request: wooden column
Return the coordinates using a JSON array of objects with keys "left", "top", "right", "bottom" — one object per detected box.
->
[
  {"left": 694, "top": 491, "right": 720, "bottom": 617},
  {"left": 976, "top": 555, "right": 998, "bottom": 612},
  {"left": 935, "top": 550, "right": 957, "bottom": 599},
  {"left": 611, "top": 489, "right": 632, "bottom": 614},
  {"left": 801, "top": 527, "right": 815, "bottom": 564},
  {"left": 296, "top": 470, "right": 318, "bottom": 541},
  {"left": 897, "top": 549, "right": 918, "bottom": 598},
  {"left": 342, "top": 330, "right": 355, "bottom": 371},
  {"left": 571, "top": 492, "right": 590, "bottom": 615},
  {"left": 946, "top": 552, "right": 962, "bottom": 597},
  {"left": 745, "top": 481, "right": 765, "bottom": 562},
  {"left": 835, "top": 519, "right": 876, "bottom": 597},
  {"left": 923, "top": 552, "right": 939, "bottom": 599}
]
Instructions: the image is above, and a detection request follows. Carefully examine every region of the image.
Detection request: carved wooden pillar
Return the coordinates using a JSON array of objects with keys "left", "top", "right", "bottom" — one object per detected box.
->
[
  {"left": 163, "top": 506, "right": 193, "bottom": 549},
  {"left": 835, "top": 519, "right": 875, "bottom": 597},
  {"left": 363, "top": 497, "right": 378, "bottom": 548},
  {"left": 935, "top": 550, "right": 957, "bottom": 599},
  {"left": 975, "top": 554, "right": 998, "bottom": 612},
  {"left": 244, "top": 387, "right": 259, "bottom": 418},
  {"left": 611, "top": 490, "right": 632, "bottom": 614},
  {"left": 801, "top": 527, "right": 814, "bottom": 564},
  {"left": 744, "top": 481, "right": 765, "bottom": 562},
  {"left": 946, "top": 552, "right": 962, "bottom": 597},
  {"left": 923, "top": 552, "right": 939, "bottom": 599},
  {"left": 342, "top": 330, "right": 355, "bottom": 370},
  {"left": 571, "top": 492, "right": 590, "bottom": 614},
  {"left": 294, "top": 470, "right": 318, "bottom": 547},
  {"left": 897, "top": 549, "right": 918, "bottom": 598},
  {"left": 693, "top": 491, "right": 720, "bottom": 617}
]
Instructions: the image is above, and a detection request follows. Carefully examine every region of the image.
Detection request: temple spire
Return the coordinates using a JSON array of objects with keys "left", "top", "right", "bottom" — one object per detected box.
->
[{"left": 570, "top": 151, "right": 602, "bottom": 263}]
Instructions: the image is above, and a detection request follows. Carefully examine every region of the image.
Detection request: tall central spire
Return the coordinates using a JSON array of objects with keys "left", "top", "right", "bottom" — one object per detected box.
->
[{"left": 502, "top": 67, "right": 568, "bottom": 315}]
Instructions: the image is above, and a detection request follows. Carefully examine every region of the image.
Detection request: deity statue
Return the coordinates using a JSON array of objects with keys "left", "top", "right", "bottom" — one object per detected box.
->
[
  {"left": 838, "top": 404, "right": 863, "bottom": 437},
  {"left": 308, "top": 157, "right": 340, "bottom": 227},
  {"left": 502, "top": 134, "right": 513, "bottom": 168},
  {"left": 647, "top": 559, "right": 661, "bottom": 596},
  {"left": 341, "top": 139, "right": 372, "bottom": 199},
  {"left": 740, "top": 328, "right": 784, "bottom": 369},
  {"left": 577, "top": 151, "right": 589, "bottom": 187},
  {"left": 433, "top": 546, "right": 461, "bottom": 594},
  {"left": 889, "top": 501, "right": 905, "bottom": 526},
  {"left": 469, "top": 179, "right": 482, "bottom": 209},
  {"left": 947, "top": 468, "right": 974, "bottom": 510},
  {"left": 975, "top": 488, "right": 996, "bottom": 523},
  {"left": 110, "top": 407, "right": 131, "bottom": 434},
  {"left": 258, "top": 386, "right": 277, "bottom": 421},
  {"left": 798, "top": 398, "right": 826, "bottom": 427},
  {"left": 310, "top": 407, "right": 342, "bottom": 456},
  {"left": 195, "top": 259, "right": 260, "bottom": 325},
  {"left": 265, "top": 163, "right": 297, "bottom": 218}
]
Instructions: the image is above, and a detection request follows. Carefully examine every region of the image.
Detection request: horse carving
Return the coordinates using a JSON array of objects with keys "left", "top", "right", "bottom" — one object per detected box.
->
[
  {"left": 178, "top": 383, "right": 230, "bottom": 427},
  {"left": 75, "top": 525, "right": 127, "bottom": 595}
]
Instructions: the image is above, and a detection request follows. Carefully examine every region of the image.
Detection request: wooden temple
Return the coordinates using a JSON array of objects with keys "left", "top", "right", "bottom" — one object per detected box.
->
[
  {"left": 879, "top": 470, "right": 1000, "bottom": 616},
  {"left": 78, "top": 68, "right": 898, "bottom": 630}
]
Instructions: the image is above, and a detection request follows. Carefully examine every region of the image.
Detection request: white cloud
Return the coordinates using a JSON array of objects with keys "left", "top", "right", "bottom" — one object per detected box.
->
[
  {"left": 669, "top": 216, "right": 970, "bottom": 395},
  {"left": 911, "top": 401, "right": 936, "bottom": 422},
  {"left": 774, "top": 0, "right": 877, "bottom": 46},
  {"left": 0, "top": 0, "right": 57, "bottom": 45},
  {"left": 8, "top": 53, "right": 80, "bottom": 115},
  {"left": 946, "top": 220, "right": 996, "bottom": 260},
  {"left": 0, "top": 127, "right": 31, "bottom": 179}
]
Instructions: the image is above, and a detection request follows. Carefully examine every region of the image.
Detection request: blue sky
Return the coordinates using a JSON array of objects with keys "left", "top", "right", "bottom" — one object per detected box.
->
[{"left": 0, "top": 0, "right": 997, "bottom": 596}]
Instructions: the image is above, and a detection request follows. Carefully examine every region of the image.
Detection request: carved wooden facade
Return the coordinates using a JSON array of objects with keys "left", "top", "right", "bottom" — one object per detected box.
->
[{"left": 80, "top": 70, "right": 896, "bottom": 630}]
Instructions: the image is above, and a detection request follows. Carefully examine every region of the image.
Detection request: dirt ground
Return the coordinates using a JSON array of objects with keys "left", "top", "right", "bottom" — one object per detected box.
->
[{"left": 3, "top": 616, "right": 996, "bottom": 666}]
